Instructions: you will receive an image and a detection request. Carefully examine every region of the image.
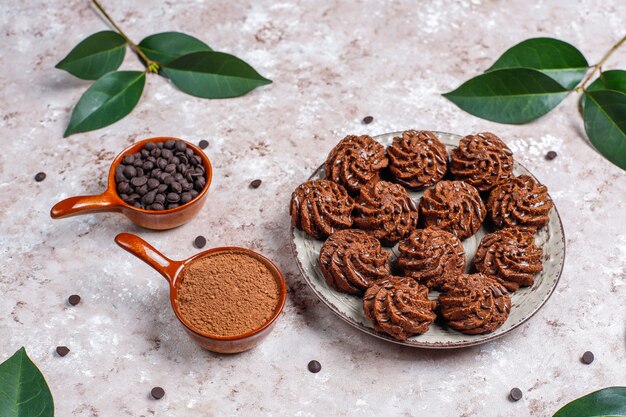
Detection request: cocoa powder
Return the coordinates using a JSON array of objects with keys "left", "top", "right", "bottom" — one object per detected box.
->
[{"left": 176, "top": 251, "right": 280, "bottom": 337}]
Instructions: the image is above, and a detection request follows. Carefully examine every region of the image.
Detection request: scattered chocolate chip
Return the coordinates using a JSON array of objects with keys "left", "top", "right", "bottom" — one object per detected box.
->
[
  {"left": 250, "top": 179, "right": 262, "bottom": 189},
  {"left": 68, "top": 295, "right": 81, "bottom": 306},
  {"left": 194, "top": 235, "right": 207, "bottom": 249},
  {"left": 56, "top": 346, "right": 70, "bottom": 357},
  {"left": 151, "top": 387, "right": 165, "bottom": 400},
  {"left": 362, "top": 116, "right": 374, "bottom": 124},
  {"left": 307, "top": 360, "right": 321, "bottom": 373},
  {"left": 34, "top": 172, "right": 46, "bottom": 182},
  {"left": 509, "top": 387, "right": 523, "bottom": 401},
  {"left": 199, "top": 140, "right": 209, "bottom": 149},
  {"left": 582, "top": 351, "right": 594, "bottom": 364},
  {"left": 545, "top": 151, "right": 557, "bottom": 160}
]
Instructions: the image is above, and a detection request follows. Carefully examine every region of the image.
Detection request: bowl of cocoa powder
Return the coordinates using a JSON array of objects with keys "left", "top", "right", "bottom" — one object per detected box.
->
[{"left": 115, "top": 233, "right": 287, "bottom": 353}]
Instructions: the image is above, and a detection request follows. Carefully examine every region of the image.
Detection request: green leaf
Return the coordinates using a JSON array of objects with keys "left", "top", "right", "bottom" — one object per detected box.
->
[
  {"left": 162, "top": 51, "right": 272, "bottom": 99},
  {"left": 486, "top": 37, "right": 588, "bottom": 89},
  {"left": 55, "top": 31, "right": 126, "bottom": 80},
  {"left": 553, "top": 387, "right": 626, "bottom": 417},
  {"left": 583, "top": 90, "right": 626, "bottom": 170},
  {"left": 581, "top": 70, "right": 626, "bottom": 112},
  {"left": 64, "top": 71, "right": 145, "bottom": 137},
  {"left": 587, "top": 70, "right": 626, "bottom": 93},
  {"left": 443, "top": 68, "right": 568, "bottom": 124},
  {"left": 0, "top": 347, "right": 54, "bottom": 417},
  {"left": 138, "top": 32, "right": 211, "bottom": 65}
]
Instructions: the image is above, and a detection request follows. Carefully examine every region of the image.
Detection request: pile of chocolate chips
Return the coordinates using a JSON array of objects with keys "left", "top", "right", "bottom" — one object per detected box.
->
[{"left": 114, "top": 139, "right": 207, "bottom": 210}]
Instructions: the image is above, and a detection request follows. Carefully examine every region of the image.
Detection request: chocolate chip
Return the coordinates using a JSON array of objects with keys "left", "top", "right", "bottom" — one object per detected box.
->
[
  {"left": 123, "top": 165, "right": 137, "bottom": 179},
  {"left": 164, "top": 140, "right": 175, "bottom": 149},
  {"left": 147, "top": 178, "right": 160, "bottom": 190},
  {"left": 545, "top": 151, "right": 557, "bottom": 160},
  {"left": 161, "top": 149, "right": 173, "bottom": 160},
  {"left": 250, "top": 179, "right": 262, "bottom": 189},
  {"left": 123, "top": 154, "right": 135, "bottom": 165},
  {"left": 175, "top": 141, "right": 187, "bottom": 152},
  {"left": 130, "top": 176, "right": 148, "bottom": 187},
  {"left": 68, "top": 294, "right": 81, "bottom": 306},
  {"left": 181, "top": 192, "right": 192, "bottom": 204},
  {"left": 307, "top": 360, "right": 321, "bottom": 373},
  {"left": 143, "top": 190, "right": 157, "bottom": 205},
  {"left": 144, "top": 142, "right": 156, "bottom": 151},
  {"left": 199, "top": 140, "right": 209, "bottom": 149},
  {"left": 194, "top": 235, "right": 206, "bottom": 249},
  {"left": 56, "top": 346, "right": 70, "bottom": 357},
  {"left": 166, "top": 192, "right": 180, "bottom": 203},
  {"left": 170, "top": 181, "right": 182, "bottom": 194},
  {"left": 362, "top": 116, "right": 374, "bottom": 124},
  {"left": 151, "top": 387, "right": 165, "bottom": 400},
  {"left": 509, "top": 387, "right": 523, "bottom": 401},
  {"left": 34, "top": 172, "right": 46, "bottom": 182},
  {"left": 582, "top": 351, "right": 594, "bottom": 364}
]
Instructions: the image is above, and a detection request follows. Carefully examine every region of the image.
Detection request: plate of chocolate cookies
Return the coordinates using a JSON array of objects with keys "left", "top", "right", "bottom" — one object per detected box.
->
[{"left": 290, "top": 130, "right": 565, "bottom": 348}]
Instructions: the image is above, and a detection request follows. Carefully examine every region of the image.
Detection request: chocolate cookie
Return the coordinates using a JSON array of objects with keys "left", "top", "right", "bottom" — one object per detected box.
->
[
  {"left": 363, "top": 276, "right": 437, "bottom": 340},
  {"left": 290, "top": 179, "right": 354, "bottom": 239},
  {"left": 325, "top": 135, "right": 388, "bottom": 194},
  {"left": 319, "top": 229, "right": 390, "bottom": 295},
  {"left": 474, "top": 228, "right": 543, "bottom": 292},
  {"left": 438, "top": 273, "right": 511, "bottom": 335},
  {"left": 487, "top": 175, "right": 553, "bottom": 230},
  {"left": 397, "top": 228, "right": 465, "bottom": 290},
  {"left": 450, "top": 132, "right": 514, "bottom": 192},
  {"left": 353, "top": 181, "right": 419, "bottom": 246},
  {"left": 419, "top": 180, "right": 485, "bottom": 240},
  {"left": 387, "top": 130, "right": 448, "bottom": 189}
]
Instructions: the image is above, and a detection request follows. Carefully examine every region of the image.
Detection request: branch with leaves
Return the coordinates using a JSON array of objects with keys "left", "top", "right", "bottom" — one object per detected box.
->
[
  {"left": 443, "top": 36, "right": 626, "bottom": 170},
  {"left": 56, "top": 0, "right": 271, "bottom": 137}
]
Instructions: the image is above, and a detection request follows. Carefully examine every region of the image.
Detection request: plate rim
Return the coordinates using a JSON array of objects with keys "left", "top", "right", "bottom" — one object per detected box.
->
[{"left": 290, "top": 130, "right": 566, "bottom": 349}]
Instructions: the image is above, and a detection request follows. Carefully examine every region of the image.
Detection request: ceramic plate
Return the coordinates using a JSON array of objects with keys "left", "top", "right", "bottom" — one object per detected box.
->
[{"left": 291, "top": 131, "right": 565, "bottom": 348}]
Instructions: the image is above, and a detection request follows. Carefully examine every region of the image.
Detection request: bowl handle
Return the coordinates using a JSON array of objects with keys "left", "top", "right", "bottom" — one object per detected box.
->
[
  {"left": 50, "top": 190, "right": 121, "bottom": 219},
  {"left": 114, "top": 233, "right": 183, "bottom": 285}
]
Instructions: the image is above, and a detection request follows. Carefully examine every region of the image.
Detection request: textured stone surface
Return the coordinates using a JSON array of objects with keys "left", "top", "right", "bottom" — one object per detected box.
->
[{"left": 0, "top": 0, "right": 625, "bottom": 416}]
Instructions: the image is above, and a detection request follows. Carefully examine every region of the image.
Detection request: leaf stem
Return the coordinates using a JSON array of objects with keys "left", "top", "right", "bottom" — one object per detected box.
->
[
  {"left": 577, "top": 33, "right": 626, "bottom": 92},
  {"left": 91, "top": 0, "right": 160, "bottom": 73}
]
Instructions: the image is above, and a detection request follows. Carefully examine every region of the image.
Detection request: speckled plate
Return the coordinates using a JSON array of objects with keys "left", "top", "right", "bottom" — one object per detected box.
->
[{"left": 291, "top": 131, "right": 565, "bottom": 348}]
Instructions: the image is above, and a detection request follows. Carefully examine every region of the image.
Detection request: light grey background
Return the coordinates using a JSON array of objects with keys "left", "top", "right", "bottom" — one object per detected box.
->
[{"left": 0, "top": 0, "right": 624, "bottom": 416}]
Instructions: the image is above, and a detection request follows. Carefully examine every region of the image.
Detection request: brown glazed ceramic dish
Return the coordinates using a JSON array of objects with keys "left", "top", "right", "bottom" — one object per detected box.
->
[
  {"left": 114, "top": 233, "right": 287, "bottom": 354},
  {"left": 50, "top": 137, "right": 213, "bottom": 230}
]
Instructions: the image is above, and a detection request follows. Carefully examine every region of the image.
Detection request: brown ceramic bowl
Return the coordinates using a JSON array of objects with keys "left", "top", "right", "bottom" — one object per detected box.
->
[
  {"left": 50, "top": 137, "right": 212, "bottom": 230},
  {"left": 114, "top": 233, "right": 287, "bottom": 354}
]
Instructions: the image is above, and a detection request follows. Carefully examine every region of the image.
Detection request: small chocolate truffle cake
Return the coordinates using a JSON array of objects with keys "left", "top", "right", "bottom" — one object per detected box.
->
[
  {"left": 438, "top": 273, "right": 511, "bottom": 335},
  {"left": 419, "top": 180, "right": 485, "bottom": 240},
  {"left": 290, "top": 179, "right": 354, "bottom": 239},
  {"left": 325, "top": 135, "right": 388, "bottom": 194},
  {"left": 397, "top": 227, "right": 465, "bottom": 290},
  {"left": 387, "top": 130, "right": 448, "bottom": 189},
  {"left": 474, "top": 228, "right": 543, "bottom": 292},
  {"left": 363, "top": 276, "right": 437, "bottom": 340},
  {"left": 319, "top": 229, "right": 390, "bottom": 295},
  {"left": 450, "top": 132, "right": 514, "bottom": 192},
  {"left": 487, "top": 175, "right": 553, "bottom": 230},
  {"left": 353, "top": 181, "right": 419, "bottom": 246}
]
